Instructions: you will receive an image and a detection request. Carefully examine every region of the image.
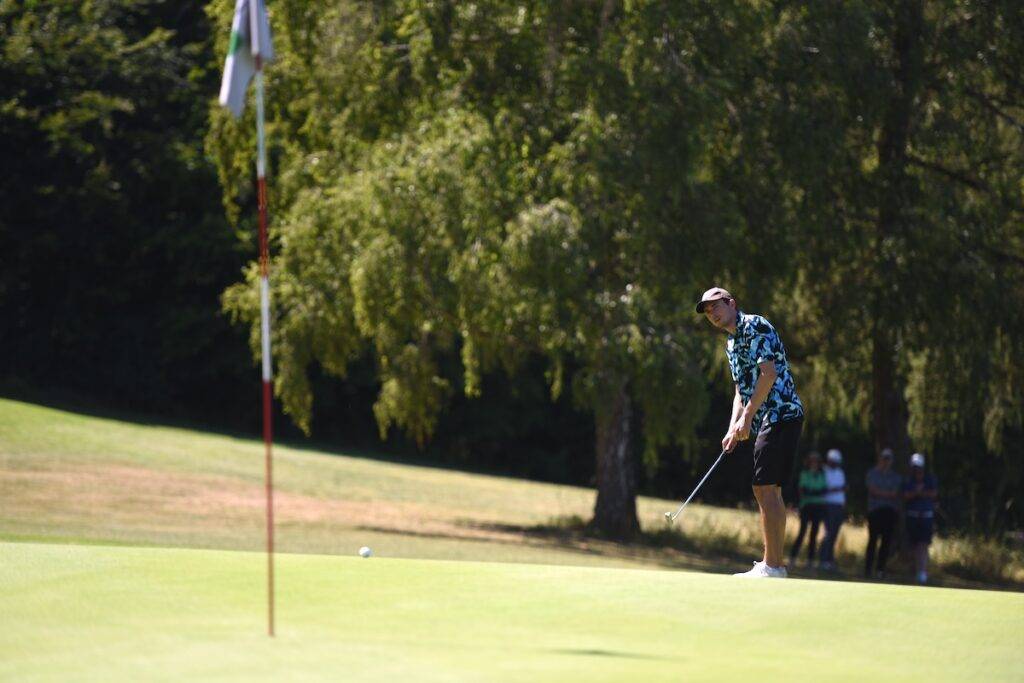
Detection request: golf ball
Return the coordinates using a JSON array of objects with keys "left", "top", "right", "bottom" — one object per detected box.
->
[{"left": 359, "top": 546, "right": 372, "bottom": 558}]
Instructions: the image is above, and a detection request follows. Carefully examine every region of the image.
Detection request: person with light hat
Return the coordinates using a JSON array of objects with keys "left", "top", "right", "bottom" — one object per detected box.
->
[
  {"left": 818, "top": 448, "right": 847, "bottom": 571},
  {"left": 696, "top": 287, "right": 804, "bottom": 578},
  {"left": 902, "top": 452, "right": 938, "bottom": 584},
  {"left": 864, "top": 447, "right": 902, "bottom": 578}
]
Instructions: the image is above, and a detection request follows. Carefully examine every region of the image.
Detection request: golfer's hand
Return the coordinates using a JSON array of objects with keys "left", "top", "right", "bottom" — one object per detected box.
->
[
  {"left": 722, "top": 419, "right": 752, "bottom": 453},
  {"left": 720, "top": 417, "right": 753, "bottom": 454}
]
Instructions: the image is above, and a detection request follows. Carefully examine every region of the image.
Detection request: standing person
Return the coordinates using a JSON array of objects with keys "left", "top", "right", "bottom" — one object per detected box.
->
[
  {"left": 818, "top": 448, "right": 846, "bottom": 571},
  {"left": 903, "top": 452, "right": 938, "bottom": 584},
  {"left": 696, "top": 287, "right": 804, "bottom": 579},
  {"left": 790, "top": 451, "right": 827, "bottom": 568},
  {"left": 864, "top": 447, "right": 901, "bottom": 578}
]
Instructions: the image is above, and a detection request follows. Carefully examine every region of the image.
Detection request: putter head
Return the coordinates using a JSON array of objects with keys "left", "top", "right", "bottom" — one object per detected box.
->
[{"left": 664, "top": 511, "right": 674, "bottom": 523}]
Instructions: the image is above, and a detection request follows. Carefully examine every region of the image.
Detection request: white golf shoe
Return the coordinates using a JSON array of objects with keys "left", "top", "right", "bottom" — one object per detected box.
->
[{"left": 734, "top": 561, "right": 788, "bottom": 578}]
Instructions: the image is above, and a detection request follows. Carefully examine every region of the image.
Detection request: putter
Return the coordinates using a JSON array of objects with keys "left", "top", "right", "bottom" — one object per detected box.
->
[{"left": 664, "top": 450, "right": 726, "bottom": 523}]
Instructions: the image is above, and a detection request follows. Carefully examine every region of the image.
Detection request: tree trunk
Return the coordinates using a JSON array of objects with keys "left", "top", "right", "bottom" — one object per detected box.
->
[
  {"left": 872, "top": 0, "right": 922, "bottom": 460},
  {"left": 872, "top": 325, "right": 910, "bottom": 457},
  {"left": 591, "top": 381, "right": 639, "bottom": 540}
]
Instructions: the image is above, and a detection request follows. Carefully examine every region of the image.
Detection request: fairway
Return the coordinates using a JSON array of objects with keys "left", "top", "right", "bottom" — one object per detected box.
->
[
  {"left": 2, "top": 542, "right": 1022, "bottom": 682},
  {"left": 0, "top": 398, "right": 773, "bottom": 572}
]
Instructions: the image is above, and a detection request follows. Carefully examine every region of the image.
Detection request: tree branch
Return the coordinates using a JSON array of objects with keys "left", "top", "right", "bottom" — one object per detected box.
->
[
  {"left": 906, "top": 153, "right": 988, "bottom": 192},
  {"left": 957, "top": 234, "right": 1024, "bottom": 270},
  {"left": 964, "top": 87, "right": 1024, "bottom": 133}
]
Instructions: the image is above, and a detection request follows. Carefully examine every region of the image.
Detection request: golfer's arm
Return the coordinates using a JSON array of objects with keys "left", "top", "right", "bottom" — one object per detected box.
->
[
  {"left": 730, "top": 387, "right": 744, "bottom": 427},
  {"left": 740, "top": 360, "right": 777, "bottom": 424}
]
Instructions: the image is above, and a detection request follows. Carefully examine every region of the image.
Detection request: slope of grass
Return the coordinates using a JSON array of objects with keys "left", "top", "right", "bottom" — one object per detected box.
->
[
  {"left": 2, "top": 542, "right": 1022, "bottom": 682},
  {"left": 1, "top": 397, "right": 1021, "bottom": 585},
  {"left": 0, "top": 397, "right": 763, "bottom": 571}
]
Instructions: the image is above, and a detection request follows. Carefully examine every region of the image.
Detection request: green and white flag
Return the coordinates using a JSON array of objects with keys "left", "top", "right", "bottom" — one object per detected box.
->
[{"left": 219, "top": 0, "right": 275, "bottom": 118}]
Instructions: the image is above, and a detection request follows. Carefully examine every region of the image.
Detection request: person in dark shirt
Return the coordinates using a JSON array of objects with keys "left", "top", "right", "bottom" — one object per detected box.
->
[
  {"left": 902, "top": 452, "right": 939, "bottom": 584},
  {"left": 864, "top": 447, "right": 901, "bottom": 578},
  {"left": 789, "top": 451, "right": 826, "bottom": 568}
]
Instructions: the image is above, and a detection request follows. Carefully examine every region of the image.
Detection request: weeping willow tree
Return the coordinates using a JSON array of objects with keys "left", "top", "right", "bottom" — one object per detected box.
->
[{"left": 209, "top": 0, "right": 763, "bottom": 539}]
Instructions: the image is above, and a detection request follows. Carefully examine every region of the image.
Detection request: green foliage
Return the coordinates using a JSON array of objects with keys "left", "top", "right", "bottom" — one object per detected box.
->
[
  {"left": 722, "top": 1, "right": 1023, "bottom": 493},
  {"left": 202, "top": 0, "right": 1024, "bottom": 529},
  {"left": 0, "top": 0, "right": 251, "bottom": 420},
  {"left": 214, "top": 0, "right": 761, "bottom": 468}
]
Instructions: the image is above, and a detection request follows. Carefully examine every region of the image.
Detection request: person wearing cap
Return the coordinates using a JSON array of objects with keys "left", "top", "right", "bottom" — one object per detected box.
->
[
  {"left": 902, "top": 452, "right": 938, "bottom": 584},
  {"left": 789, "top": 450, "right": 827, "bottom": 568},
  {"left": 818, "top": 448, "right": 847, "bottom": 571},
  {"left": 864, "top": 447, "right": 902, "bottom": 578},
  {"left": 696, "top": 287, "right": 804, "bottom": 578}
]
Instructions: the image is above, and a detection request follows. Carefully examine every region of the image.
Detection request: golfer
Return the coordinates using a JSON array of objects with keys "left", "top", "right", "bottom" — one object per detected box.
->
[{"left": 697, "top": 287, "right": 804, "bottom": 578}]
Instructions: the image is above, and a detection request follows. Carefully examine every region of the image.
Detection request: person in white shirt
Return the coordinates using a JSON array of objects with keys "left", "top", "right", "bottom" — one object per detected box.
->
[{"left": 818, "top": 448, "right": 847, "bottom": 571}]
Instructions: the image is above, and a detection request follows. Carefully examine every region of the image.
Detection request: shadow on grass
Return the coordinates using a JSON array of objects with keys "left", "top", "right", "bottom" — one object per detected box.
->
[
  {"left": 358, "top": 515, "right": 759, "bottom": 576},
  {"left": 549, "top": 648, "right": 678, "bottom": 661},
  {"left": 359, "top": 517, "right": 1024, "bottom": 592}
]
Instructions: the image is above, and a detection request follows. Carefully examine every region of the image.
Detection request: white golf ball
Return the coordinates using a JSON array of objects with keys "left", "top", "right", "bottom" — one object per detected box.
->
[{"left": 358, "top": 546, "right": 372, "bottom": 558}]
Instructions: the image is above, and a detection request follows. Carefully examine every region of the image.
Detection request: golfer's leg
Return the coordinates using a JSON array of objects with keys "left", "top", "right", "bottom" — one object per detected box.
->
[
  {"left": 772, "top": 487, "right": 787, "bottom": 566},
  {"left": 754, "top": 486, "right": 769, "bottom": 563},
  {"left": 753, "top": 484, "right": 786, "bottom": 567}
]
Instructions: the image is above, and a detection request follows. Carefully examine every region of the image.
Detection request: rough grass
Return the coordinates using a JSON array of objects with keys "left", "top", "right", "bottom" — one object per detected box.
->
[{"left": 0, "top": 397, "right": 1020, "bottom": 587}]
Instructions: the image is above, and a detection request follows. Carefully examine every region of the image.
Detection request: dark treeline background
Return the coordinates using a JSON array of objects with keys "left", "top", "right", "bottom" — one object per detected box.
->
[{"left": 2, "top": 0, "right": 1021, "bottom": 537}]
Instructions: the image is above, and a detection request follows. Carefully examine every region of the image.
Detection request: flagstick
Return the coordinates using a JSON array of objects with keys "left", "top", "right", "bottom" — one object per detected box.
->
[
  {"left": 255, "top": 63, "right": 274, "bottom": 638},
  {"left": 251, "top": 1, "right": 275, "bottom": 638}
]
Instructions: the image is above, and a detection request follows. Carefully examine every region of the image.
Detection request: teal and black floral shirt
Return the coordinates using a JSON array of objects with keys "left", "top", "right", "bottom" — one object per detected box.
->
[{"left": 726, "top": 311, "right": 804, "bottom": 430}]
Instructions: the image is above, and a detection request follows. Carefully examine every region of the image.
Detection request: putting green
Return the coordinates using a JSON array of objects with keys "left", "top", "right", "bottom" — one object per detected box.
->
[{"left": 2, "top": 542, "right": 1021, "bottom": 681}]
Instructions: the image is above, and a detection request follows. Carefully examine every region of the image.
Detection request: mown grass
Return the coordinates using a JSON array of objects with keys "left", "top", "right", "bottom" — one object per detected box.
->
[
  {"left": 0, "top": 397, "right": 1020, "bottom": 587},
  {"left": 3, "top": 541, "right": 1023, "bottom": 682}
]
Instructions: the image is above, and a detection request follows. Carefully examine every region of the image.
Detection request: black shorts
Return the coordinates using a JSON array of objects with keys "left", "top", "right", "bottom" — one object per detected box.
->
[
  {"left": 752, "top": 417, "right": 803, "bottom": 487},
  {"left": 906, "top": 516, "right": 934, "bottom": 544}
]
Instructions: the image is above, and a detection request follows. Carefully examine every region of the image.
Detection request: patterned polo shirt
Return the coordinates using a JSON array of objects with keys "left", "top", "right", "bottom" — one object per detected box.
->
[{"left": 726, "top": 311, "right": 804, "bottom": 430}]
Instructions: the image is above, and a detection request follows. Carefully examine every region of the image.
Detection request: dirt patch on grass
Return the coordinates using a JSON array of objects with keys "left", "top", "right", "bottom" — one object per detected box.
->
[{"left": 0, "top": 462, "right": 525, "bottom": 545}]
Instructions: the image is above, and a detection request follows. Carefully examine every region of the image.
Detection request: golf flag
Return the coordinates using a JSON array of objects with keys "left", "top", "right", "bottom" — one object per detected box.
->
[
  {"left": 219, "top": 0, "right": 277, "bottom": 637},
  {"left": 219, "top": 0, "right": 274, "bottom": 118}
]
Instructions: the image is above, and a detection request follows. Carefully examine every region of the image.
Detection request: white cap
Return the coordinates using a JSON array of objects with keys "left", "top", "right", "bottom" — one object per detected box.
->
[
  {"left": 910, "top": 452, "right": 926, "bottom": 468},
  {"left": 826, "top": 448, "right": 842, "bottom": 464}
]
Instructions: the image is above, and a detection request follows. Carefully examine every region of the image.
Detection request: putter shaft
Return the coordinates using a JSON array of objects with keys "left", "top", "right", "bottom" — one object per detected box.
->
[{"left": 666, "top": 450, "right": 726, "bottom": 522}]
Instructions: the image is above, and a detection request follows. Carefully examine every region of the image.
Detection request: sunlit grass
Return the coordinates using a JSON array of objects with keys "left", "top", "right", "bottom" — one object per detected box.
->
[
  {"left": 0, "top": 397, "right": 1020, "bottom": 585},
  {"left": 2, "top": 541, "right": 1022, "bottom": 682}
]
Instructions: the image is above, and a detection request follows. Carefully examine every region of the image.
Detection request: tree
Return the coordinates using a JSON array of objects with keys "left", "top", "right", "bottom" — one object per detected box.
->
[
  {"left": 0, "top": 0, "right": 251, "bottom": 422},
  {"left": 726, "top": 0, "right": 1024, "bottom": 527},
  {"left": 214, "top": 0, "right": 763, "bottom": 538}
]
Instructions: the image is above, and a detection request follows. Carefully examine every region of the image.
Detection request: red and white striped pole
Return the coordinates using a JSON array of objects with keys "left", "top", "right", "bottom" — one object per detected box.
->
[{"left": 249, "top": 0, "right": 275, "bottom": 638}]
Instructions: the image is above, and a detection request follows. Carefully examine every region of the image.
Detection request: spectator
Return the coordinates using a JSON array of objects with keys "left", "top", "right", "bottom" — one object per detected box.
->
[
  {"left": 864, "top": 447, "right": 901, "bottom": 578},
  {"left": 818, "top": 448, "right": 846, "bottom": 571},
  {"left": 789, "top": 451, "right": 827, "bottom": 568},
  {"left": 903, "top": 452, "right": 939, "bottom": 584}
]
